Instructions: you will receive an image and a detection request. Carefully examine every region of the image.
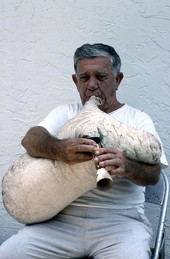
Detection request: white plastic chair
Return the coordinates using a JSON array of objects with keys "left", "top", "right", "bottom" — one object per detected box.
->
[{"left": 145, "top": 170, "right": 169, "bottom": 259}]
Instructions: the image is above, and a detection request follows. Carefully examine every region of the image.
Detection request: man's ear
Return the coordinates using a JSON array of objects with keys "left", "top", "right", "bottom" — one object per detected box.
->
[
  {"left": 116, "top": 72, "right": 124, "bottom": 84},
  {"left": 72, "top": 74, "right": 78, "bottom": 86},
  {"left": 116, "top": 72, "right": 123, "bottom": 84}
]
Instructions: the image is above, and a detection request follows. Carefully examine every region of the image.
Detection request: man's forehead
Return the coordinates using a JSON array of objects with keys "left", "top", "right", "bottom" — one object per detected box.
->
[
  {"left": 78, "top": 70, "right": 108, "bottom": 76},
  {"left": 77, "top": 56, "right": 110, "bottom": 64},
  {"left": 76, "top": 56, "right": 111, "bottom": 73}
]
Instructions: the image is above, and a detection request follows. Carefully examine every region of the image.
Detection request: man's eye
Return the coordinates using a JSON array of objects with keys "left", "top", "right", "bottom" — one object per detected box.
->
[
  {"left": 97, "top": 74, "right": 108, "bottom": 81},
  {"left": 79, "top": 76, "right": 89, "bottom": 82}
]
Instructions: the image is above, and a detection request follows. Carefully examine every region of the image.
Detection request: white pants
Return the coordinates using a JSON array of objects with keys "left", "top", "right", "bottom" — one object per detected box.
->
[{"left": 0, "top": 205, "right": 152, "bottom": 259}]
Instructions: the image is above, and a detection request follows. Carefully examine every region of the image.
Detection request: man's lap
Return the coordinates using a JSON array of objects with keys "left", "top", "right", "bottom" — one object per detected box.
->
[{"left": 0, "top": 206, "right": 152, "bottom": 259}]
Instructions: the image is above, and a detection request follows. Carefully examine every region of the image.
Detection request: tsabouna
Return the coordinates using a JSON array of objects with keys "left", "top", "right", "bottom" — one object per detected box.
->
[{"left": 2, "top": 96, "right": 161, "bottom": 224}]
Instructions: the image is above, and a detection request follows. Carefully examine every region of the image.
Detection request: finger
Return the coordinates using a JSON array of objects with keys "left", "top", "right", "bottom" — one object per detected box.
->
[
  {"left": 69, "top": 152, "right": 94, "bottom": 164},
  {"left": 72, "top": 138, "right": 97, "bottom": 153},
  {"left": 105, "top": 165, "right": 117, "bottom": 171},
  {"left": 98, "top": 153, "right": 117, "bottom": 161},
  {"left": 75, "top": 144, "right": 97, "bottom": 154},
  {"left": 67, "top": 138, "right": 97, "bottom": 149},
  {"left": 95, "top": 147, "right": 119, "bottom": 156},
  {"left": 77, "top": 138, "right": 97, "bottom": 146},
  {"left": 98, "top": 158, "right": 124, "bottom": 168},
  {"left": 96, "top": 155, "right": 121, "bottom": 167},
  {"left": 108, "top": 167, "right": 125, "bottom": 178}
]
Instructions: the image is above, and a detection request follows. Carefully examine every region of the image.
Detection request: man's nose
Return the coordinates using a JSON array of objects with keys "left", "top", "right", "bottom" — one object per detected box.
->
[{"left": 87, "top": 78, "right": 99, "bottom": 90}]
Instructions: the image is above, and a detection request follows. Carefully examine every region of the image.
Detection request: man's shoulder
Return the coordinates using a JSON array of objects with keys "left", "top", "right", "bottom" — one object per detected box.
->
[
  {"left": 109, "top": 104, "right": 152, "bottom": 128},
  {"left": 110, "top": 104, "right": 149, "bottom": 118},
  {"left": 56, "top": 102, "right": 82, "bottom": 117},
  {"left": 124, "top": 103, "right": 145, "bottom": 113},
  {"left": 123, "top": 104, "right": 151, "bottom": 119}
]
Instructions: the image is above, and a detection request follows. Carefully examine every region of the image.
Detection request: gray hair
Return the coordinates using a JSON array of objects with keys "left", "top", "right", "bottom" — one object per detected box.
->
[{"left": 73, "top": 43, "right": 121, "bottom": 75}]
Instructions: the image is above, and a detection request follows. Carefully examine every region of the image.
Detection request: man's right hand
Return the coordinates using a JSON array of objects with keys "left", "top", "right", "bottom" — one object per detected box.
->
[
  {"left": 21, "top": 126, "right": 97, "bottom": 164},
  {"left": 56, "top": 138, "right": 97, "bottom": 164}
]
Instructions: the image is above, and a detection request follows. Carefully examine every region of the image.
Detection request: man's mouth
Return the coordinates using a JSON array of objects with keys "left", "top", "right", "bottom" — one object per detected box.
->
[{"left": 84, "top": 95, "right": 103, "bottom": 106}]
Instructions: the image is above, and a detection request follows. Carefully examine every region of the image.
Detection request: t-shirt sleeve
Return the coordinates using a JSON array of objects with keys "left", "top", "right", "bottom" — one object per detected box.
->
[
  {"left": 38, "top": 103, "right": 82, "bottom": 136},
  {"left": 38, "top": 106, "right": 70, "bottom": 135}
]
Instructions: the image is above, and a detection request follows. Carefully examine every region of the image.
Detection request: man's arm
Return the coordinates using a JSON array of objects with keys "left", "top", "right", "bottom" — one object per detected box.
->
[
  {"left": 21, "top": 126, "right": 97, "bottom": 164},
  {"left": 94, "top": 147, "right": 161, "bottom": 186},
  {"left": 123, "top": 158, "right": 161, "bottom": 186}
]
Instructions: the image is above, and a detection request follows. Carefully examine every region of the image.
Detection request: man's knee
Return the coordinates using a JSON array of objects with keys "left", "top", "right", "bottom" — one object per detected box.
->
[
  {"left": 0, "top": 235, "right": 30, "bottom": 259},
  {"left": 117, "top": 246, "right": 151, "bottom": 259},
  {"left": 93, "top": 245, "right": 151, "bottom": 259}
]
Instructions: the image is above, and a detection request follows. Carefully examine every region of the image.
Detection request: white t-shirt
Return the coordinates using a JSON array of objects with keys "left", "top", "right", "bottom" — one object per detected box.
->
[{"left": 39, "top": 103, "right": 168, "bottom": 211}]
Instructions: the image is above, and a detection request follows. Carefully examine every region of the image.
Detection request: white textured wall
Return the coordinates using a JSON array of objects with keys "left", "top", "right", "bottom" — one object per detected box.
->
[{"left": 0, "top": 0, "right": 170, "bottom": 257}]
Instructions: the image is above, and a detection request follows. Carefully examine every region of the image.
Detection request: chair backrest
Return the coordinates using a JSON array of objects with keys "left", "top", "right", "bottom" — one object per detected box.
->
[
  {"left": 145, "top": 171, "right": 168, "bottom": 205},
  {"left": 145, "top": 170, "right": 169, "bottom": 259}
]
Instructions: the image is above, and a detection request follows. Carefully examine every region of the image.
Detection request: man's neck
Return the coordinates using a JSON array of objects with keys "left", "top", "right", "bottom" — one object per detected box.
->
[{"left": 102, "top": 102, "right": 125, "bottom": 113}]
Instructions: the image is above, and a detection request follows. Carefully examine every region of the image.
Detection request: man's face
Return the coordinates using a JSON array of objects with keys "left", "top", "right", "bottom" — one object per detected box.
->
[{"left": 72, "top": 56, "right": 123, "bottom": 113}]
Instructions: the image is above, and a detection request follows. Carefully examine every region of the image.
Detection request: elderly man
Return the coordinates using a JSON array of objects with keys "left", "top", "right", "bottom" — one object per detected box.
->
[{"left": 0, "top": 43, "right": 168, "bottom": 259}]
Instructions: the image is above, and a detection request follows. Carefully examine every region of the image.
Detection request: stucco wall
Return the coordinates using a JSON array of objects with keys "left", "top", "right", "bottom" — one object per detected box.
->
[{"left": 0, "top": 0, "right": 170, "bottom": 257}]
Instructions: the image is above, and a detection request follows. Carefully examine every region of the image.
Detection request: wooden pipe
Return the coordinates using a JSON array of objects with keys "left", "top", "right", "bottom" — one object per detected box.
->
[
  {"left": 95, "top": 143, "right": 113, "bottom": 191},
  {"left": 86, "top": 136, "right": 113, "bottom": 191}
]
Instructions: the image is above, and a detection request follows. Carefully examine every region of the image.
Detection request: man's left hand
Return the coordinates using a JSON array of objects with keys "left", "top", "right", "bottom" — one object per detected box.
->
[{"left": 94, "top": 147, "right": 127, "bottom": 178}]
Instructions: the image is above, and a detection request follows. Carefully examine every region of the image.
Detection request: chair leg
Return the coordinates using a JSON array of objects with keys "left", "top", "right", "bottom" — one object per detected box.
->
[
  {"left": 159, "top": 233, "right": 165, "bottom": 259},
  {"left": 159, "top": 241, "right": 165, "bottom": 259}
]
